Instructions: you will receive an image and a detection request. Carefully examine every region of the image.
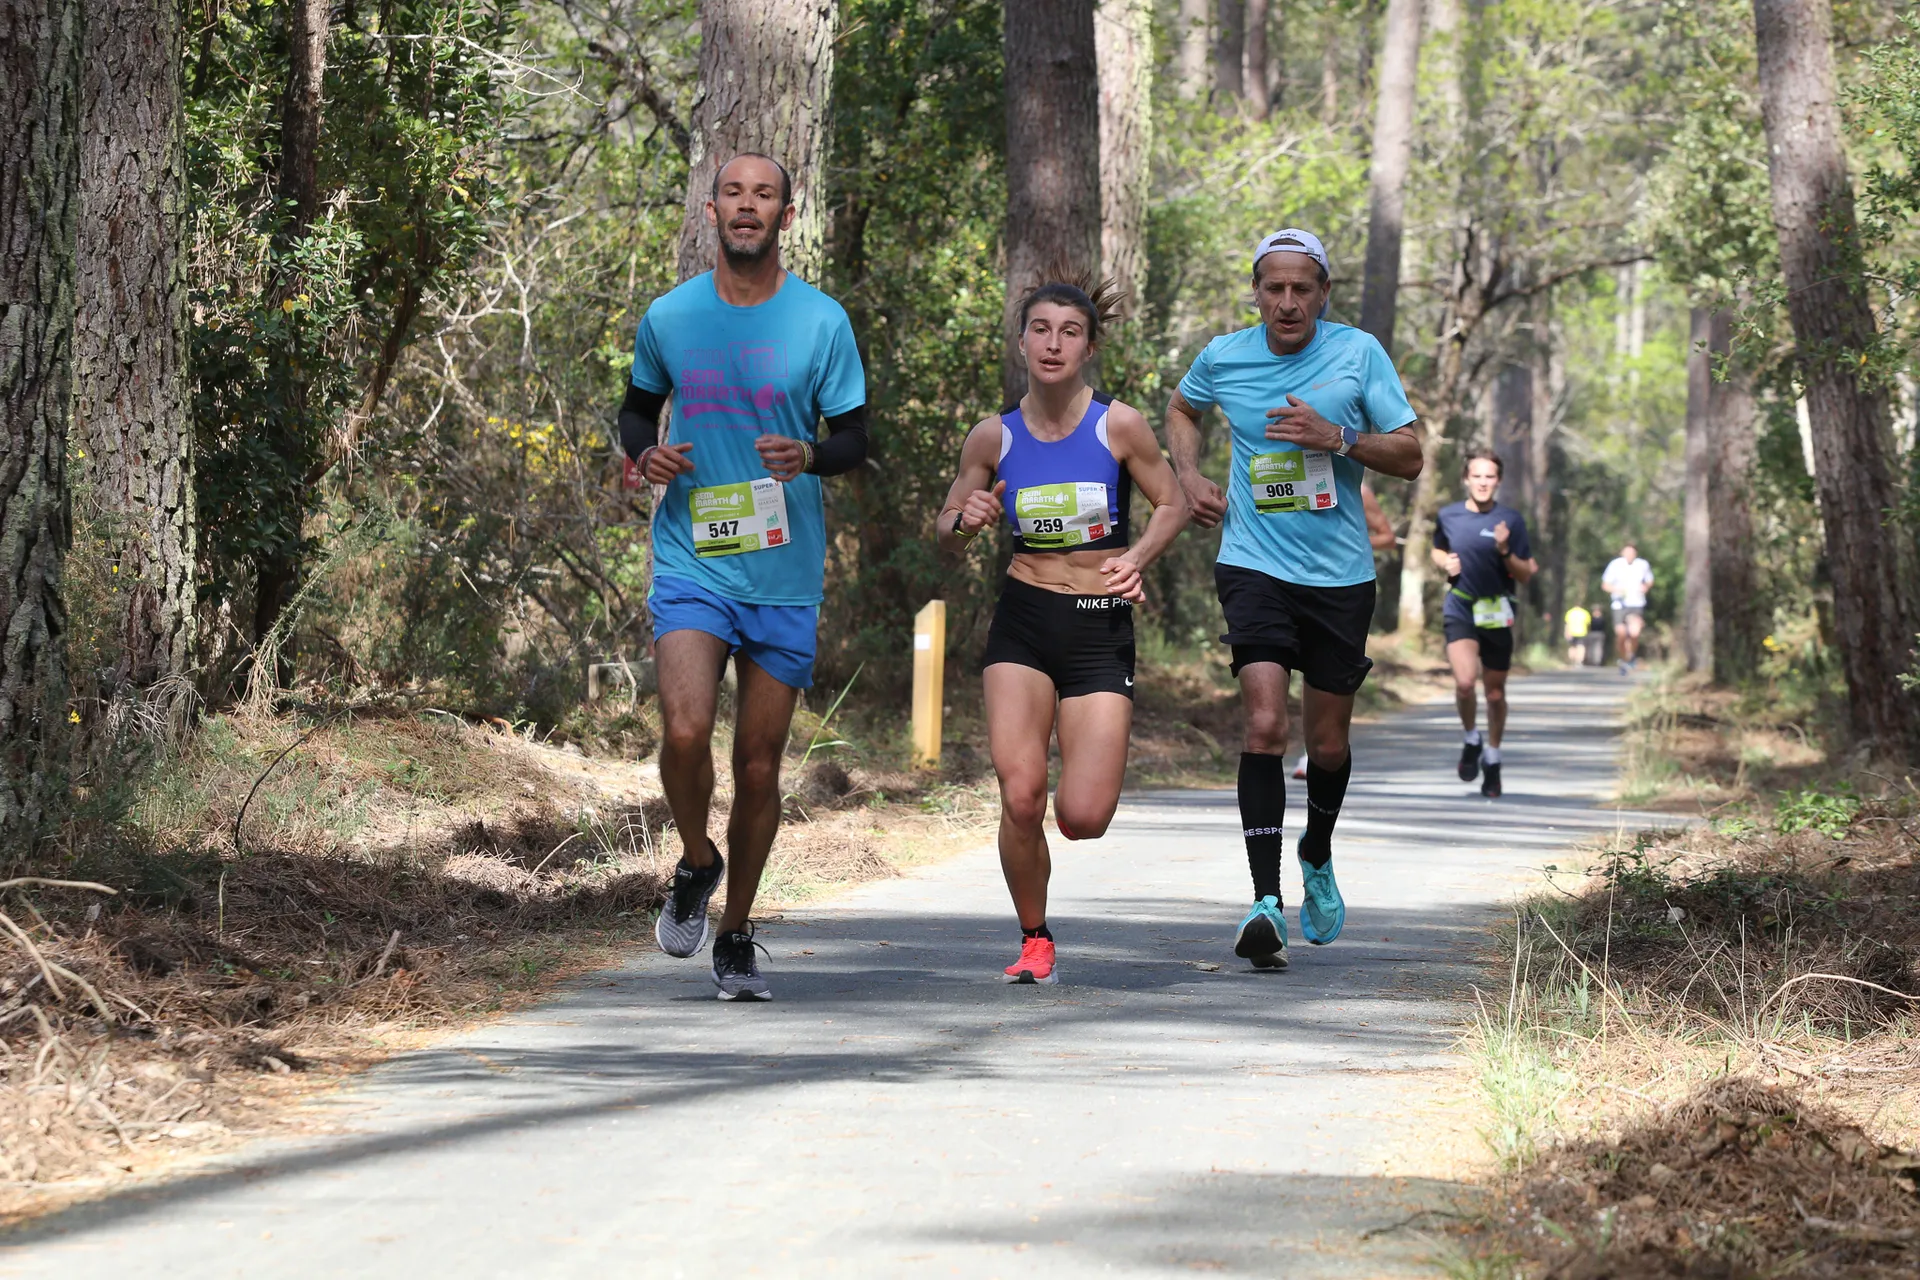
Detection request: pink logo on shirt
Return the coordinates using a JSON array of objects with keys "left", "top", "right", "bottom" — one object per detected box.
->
[{"left": 679, "top": 343, "right": 790, "bottom": 428}]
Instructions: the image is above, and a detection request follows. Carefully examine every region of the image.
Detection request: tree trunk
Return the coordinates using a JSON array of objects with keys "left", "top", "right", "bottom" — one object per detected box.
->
[
  {"left": 1753, "top": 0, "right": 1920, "bottom": 753},
  {"left": 1527, "top": 305, "right": 1563, "bottom": 623},
  {"left": 676, "top": 0, "right": 837, "bottom": 284},
  {"left": 1707, "top": 309, "right": 1764, "bottom": 681},
  {"left": 1002, "top": 0, "right": 1101, "bottom": 404},
  {"left": 1, "top": 0, "right": 82, "bottom": 854},
  {"left": 74, "top": 0, "right": 195, "bottom": 704},
  {"left": 1096, "top": 0, "right": 1151, "bottom": 307},
  {"left": 1174, "top": 0, "right": 1210, "bottom": 100},
  {"left": 1683, "top": 307, "right": 1714, "bottom": 675},
  {"left": 1357, "top": 0, "right": 1423, "bottom": 357},
  {"left": 1319, "top": 14, "right": 1340, "bottom": 124},
  {"left": 1215, "top": 0, "right": 1245, "bottom": 103},
  {"left": 1245, "top": 0, "right": 1269, "bottom": 118}
]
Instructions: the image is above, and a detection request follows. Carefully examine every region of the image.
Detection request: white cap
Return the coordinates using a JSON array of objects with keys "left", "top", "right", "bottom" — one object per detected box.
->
[{"left": 1252, "top": 228, "right": 1330, "bottom": 278}]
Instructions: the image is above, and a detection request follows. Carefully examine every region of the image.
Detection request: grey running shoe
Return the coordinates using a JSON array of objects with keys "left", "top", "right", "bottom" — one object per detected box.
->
[
  {"left": 655, "top": 845, "right": 723, "bottom": 959},
  {"left": 712, "top": 926, "right": 772, "bottom": 1001}
]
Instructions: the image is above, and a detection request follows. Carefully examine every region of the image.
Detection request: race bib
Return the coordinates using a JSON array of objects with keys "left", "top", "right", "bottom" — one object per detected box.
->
[
  {"left": 1249, "top": 450, "right": 1337, "bottom": 513},
  {"left": 689, "top": 478, "right": 791, "bottom": 558},
  {"left": 1013, "top": 481, "right": 1112, "bottom": 549},
  {"left": 1472, "top": 595, "right": 1516, "bottom": 629}
]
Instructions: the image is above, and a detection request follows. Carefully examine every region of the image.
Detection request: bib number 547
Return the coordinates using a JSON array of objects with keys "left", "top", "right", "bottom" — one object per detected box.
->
[{"left": 705, "top": 519, "right": 741, "bottom": 539}]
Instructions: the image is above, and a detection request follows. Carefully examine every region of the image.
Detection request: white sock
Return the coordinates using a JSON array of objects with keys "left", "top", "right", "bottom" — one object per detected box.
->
[
  {"left": 1463, "top": 729, "right": 1481, "bottom": 746},
  {"left": 1482, "top": 746, "right": 1502, "bottom": 765}
]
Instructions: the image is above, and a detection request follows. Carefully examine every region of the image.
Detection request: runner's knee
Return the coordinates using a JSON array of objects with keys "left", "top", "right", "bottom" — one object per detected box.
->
[
  {"left": 1052, "top": 796, "right": 1115, "bottom": 841},
  {"left": 1000, "top": 777, "right": 1048, "bottom": 830},
  {"left": 1484, "top": 682, "right": 1506, "bottom": 706},
  {"left": 730, "top": 751, "right": 782, "bottom": 797},
  {"left": 1243, "top": 707, "right": 1287, "bottom": 755},
  {"left": 661, "top": 720, "right": 711, "bottom": 760}
]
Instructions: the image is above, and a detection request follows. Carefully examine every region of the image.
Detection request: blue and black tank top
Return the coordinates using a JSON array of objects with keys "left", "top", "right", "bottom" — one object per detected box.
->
[{"left": 996, "top": 392, "right": 1131, "bottom": 554}]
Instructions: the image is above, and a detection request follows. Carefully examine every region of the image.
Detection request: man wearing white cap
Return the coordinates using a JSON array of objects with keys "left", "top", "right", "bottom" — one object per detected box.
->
[{"left": 1166, "top": 229, "right": 1423, "bottom": 970}]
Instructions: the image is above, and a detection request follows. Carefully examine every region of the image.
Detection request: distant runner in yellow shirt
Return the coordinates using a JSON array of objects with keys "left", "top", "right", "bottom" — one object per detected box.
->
[{"left": 1563, "top": 604, "right": 1592, "bottom": 665}]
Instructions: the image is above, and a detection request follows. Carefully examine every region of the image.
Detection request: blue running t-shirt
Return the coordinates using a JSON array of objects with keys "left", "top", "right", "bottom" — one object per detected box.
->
[
  {"left": 630, "top": 272, "right": 866, "bottom": 607},
  {"left": 1177, "top": 321, "right": 1416, "bottom": 588}
]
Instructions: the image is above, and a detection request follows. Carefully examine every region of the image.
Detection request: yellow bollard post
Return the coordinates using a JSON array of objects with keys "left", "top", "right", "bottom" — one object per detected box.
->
[{"left": 911, "top": 600, "right": 946, "bottom": 770}]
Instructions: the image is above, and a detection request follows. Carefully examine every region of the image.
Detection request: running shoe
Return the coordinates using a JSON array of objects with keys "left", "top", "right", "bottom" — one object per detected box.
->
[
  {"left": 1457, "top": 739, "right": 1482, "bottom": 782},
  {"left": 1297, "top": 849, "right": 1346, "bottom": 945},
  {"left": 712, "top": 925, "right": 772, "bottom": 1001},
  {"left": 1481, "top": 762, "right": 1503, "bottom": 800},
  {"left": 1001, "top": 935, "right": 1058, "bottom": 985},
  {"left": 655, "top": 844, "right": 724, "bottom": 959},
  {"left": 1291, "top": 754, "right": 1308, "bottom": 781},
  {"left": 1233, "top": 896, "right": 1289, "bottom": 970}
]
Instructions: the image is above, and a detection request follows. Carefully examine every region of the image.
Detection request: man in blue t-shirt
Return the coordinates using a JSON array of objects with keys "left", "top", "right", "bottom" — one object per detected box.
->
[
  {"left": 1167, "top": 228, "right": 1423, "bottom": 971},
  {"left": 616, "top": 153, "right": 870, "bottom": 1001},
  {"left": 1432, "top": 450, "right": 1538, "bottom": 800}
]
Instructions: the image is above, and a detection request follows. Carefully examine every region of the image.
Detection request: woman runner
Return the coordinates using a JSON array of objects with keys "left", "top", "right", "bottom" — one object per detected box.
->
[{"left": 935, "top": 274, "right": 1189, "bottom": 984}]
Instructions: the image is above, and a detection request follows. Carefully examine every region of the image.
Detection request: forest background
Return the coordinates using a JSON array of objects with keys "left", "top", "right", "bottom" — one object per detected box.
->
[{"left": 5, "top": 0, "right": 1920, "bottom": 854}]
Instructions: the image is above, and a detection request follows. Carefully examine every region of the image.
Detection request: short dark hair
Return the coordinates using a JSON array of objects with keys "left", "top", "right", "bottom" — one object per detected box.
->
[
  {"left": 712, "top": 153, "right": 792, "bottom": 207},
  {"left": 1251, "top": 241, "right": 1330, "bottom": 287},
  {"left": 1462, "top": 448, "right": 1504, "bottom": 479}
]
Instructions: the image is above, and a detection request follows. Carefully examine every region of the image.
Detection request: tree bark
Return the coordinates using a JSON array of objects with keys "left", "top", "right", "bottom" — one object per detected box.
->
[
  {"left": 1357, "top": 0, "right": 1423, "bottom": 357},
  {"left": 1215, "top": 0, "right": 1245, "bottom": 103},
  {"left": 1320, "top": 11, "right": 1340, "bottom": 124},
  {"left": 1753, "top": 0, "right": 1920, "bottom": 752},
  {"left": 1245, "top": 0, "right": 1269, "bottom": 118},
  {"left": 1, "top": 0, "right": 82, "bottom": 854},
  {"left": 676, "top": 0, "right": 837, "bottom": 284},
  {"left": 1683, "top": 307, "right": 1714, "bottom": 675},
  {"left": 74, "top": 0, "right": 195, "bottom": 702},
  {"left": 1096, "top": 0, "right": 1151, "bottom": 307},
  {"left": 1707, "top": 309, "right": 1764, "bottom": 681},
  {"left": 1002, "top": 0, "right": 1101, "bottom": 404},
  {"left": 1174, "top": 0, "right": 1210, "bottom": 100}
]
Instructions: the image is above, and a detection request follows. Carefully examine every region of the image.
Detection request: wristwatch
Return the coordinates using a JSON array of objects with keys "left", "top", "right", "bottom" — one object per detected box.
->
[
  {"left": 1335, "top": 425, "right": 1360, "bottom": 456},
  {"left": 952, "top": 510, "right": 977, "bottom": 540}
]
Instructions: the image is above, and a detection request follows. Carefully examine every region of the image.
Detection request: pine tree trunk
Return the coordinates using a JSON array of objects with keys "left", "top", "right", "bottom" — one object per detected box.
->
[
  {"left": 1002, "top": 0, "right": 1101, "bottom": 404},
  {"left": 1, "top": 0, "right": 82, "bottom": 855},
  {"left": 677, "top": 0, "right": 837, "bottom": 284},
  {"left": 1215, "top": 0, "right": 1245, "bottom": 102},
  {"left": 1319, "top": 16, "right": 1340, "bottom": 124},
  {"left": 1707, "top": 309, "right": 1764, "bottom": 681},
  {"left": 1357, "top": 0, "right": 1423, "bottom": 356},
  {"left": 1174, "top": 0, "right": 1210, "bottom": 100},
  {"left": 1096, "top": 0, "right": 1151, "bottom": 307},
  {"left": 1245, "top": 0, "right": 1269, "bottom": 118},
  {"left": 1526, "top": 302, "right": 1562, "bottom": 621},
  {"left": 1683, "top": 307, "right": 1714, "bottom": 675},
  {"left": 74, "top": 0, "right": 195, "bottom": 704},
  {"left": 1752, "top": 0, "right": 1920, "bottom": 752}
]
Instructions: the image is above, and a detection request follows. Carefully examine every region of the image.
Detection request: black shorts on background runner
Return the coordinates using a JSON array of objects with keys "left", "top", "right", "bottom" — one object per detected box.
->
[
  {"left": 1442, "top": 615, "right": 1515, "bottom": 670},
  {"left": 1214, "top": 564, "right": 1374, "bottom": 694},
  {"left": 982, "top": 576, "right": 1136, "bottom": 699}
]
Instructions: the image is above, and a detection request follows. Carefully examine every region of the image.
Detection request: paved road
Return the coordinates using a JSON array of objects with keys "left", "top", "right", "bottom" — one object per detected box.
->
[{"left": 4, "top": 669, "right": 1672, "bottom": 1278}]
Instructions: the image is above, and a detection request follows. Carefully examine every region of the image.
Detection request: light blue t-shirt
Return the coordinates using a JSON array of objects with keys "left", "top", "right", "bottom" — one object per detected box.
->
[
  {"left": 631, "top": 272, "right": 866, "bottom": 607},
  {"left": 1177, "top": 320, "right": 1416, "bottom": 588}
]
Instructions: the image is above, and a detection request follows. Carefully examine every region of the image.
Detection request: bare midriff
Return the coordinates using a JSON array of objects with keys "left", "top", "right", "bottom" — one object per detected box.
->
[{"left": 1007, "top": 545, "right": 1131, "bottom": 598}]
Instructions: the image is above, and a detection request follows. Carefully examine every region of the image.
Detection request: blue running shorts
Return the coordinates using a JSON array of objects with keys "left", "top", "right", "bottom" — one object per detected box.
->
[{"left": 649, "top": 574, "right": 819, "bottom": 690}]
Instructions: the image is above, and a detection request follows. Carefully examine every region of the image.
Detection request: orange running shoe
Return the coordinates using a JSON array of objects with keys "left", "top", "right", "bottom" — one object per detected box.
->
[{"left": 1001, "top": 935, "right": 1058, "bottom": 985}]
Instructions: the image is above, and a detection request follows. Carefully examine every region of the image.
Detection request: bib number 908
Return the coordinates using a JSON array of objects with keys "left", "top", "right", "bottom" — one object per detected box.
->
[{"left": 1261, "top": 482, "right": 1297, "bottom": 501}]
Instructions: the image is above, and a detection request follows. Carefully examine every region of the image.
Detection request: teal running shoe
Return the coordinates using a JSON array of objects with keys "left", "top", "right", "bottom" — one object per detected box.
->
[
  {"left": 1233, "top": 895, "right": 1289, "bottom": 970},
  {"left": 1297, "top": 848, "right": 1345, "bottom": 945}
]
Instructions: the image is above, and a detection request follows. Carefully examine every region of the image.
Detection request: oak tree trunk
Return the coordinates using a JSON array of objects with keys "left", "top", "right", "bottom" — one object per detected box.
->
[
  {"left": 1215, "top": 0, "right": 1245, "bottom": 102},
  {"left": 1, "top": 0, "right": 82, "bottom": 854},
  {"left": 1683, "top": 308, "right": 1714, "bottom": 674},
  {"left": 1357, "top": 0, "right": 1423, "bottom": 356},
  {"left": 1002, "top": 0, "right": 1101, "bottom": 404},
  {"left": 1753, "top": 0, "right": 1920, "bottom": 752},
  {"left": 677, "top": 0, "right": 837, "bottom": 284},
  {"left": 1174, "top": 0, "right": 1210, "bottom": 100},
  {"left": 1245, "top": 0, "right": 1269, "bottom": 118},
  {"left": 74, "top": 0, "right": 195, "bottom": 704},
  {"left": 1096, "top": 0, "right": 1151, "bottom": 307},
  {"left": 1707, "top": 309, "right": 1765, "bottom": 681}
]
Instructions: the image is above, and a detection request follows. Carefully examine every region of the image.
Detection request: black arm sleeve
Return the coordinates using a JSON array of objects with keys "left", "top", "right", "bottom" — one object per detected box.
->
[
  {"left": 808, "top": 403, "right": 870, "bottom": 476},
  {"left": 617, "top": 382, "right": 670, "bottom": 461}
]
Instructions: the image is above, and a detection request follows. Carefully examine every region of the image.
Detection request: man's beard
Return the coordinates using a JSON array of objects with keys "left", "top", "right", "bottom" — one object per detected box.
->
[{"left": 720, "top": 226, "right": 776, "bottom": 265}]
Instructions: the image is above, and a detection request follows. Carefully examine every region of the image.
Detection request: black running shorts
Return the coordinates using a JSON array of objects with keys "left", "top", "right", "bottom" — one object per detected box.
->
[
  {"left": 1442, "top": 614, "right": 1515, "bottom": 671},
  {"left": 981, "top": 576, "right": 1136, "bottom": 699},
  {"left": 1214, "top": 564, "right": 1375, "bottom": 695}
]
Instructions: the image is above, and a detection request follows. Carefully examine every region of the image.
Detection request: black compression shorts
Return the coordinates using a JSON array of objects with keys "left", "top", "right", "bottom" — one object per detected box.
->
[
  {"left": 1215, "top": 564, "right": 1375, "bottom": 695},
  {"left": 981, "top": 576, "right": 1136, "bottom": 699},
  {"left": 1442, "top": 614, "right": 1515, "bottom": 671}
]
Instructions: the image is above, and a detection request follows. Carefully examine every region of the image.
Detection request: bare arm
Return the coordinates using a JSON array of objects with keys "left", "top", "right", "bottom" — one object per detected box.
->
[
  {"left": 1361, "top": 482, "right": 1395, "bottom": 551},
  {"left": 1094, "top": 402, "right": 1190, "bottom": 600},
  {"left": 935, "top": 417, "right": 1006, "bottom": 555},
  {"left": 1264, "top": 396, "right": 1423, "bottom": 481},
  {"left": 1165, "top": 389, "right": 1227, "bottom": 529}
]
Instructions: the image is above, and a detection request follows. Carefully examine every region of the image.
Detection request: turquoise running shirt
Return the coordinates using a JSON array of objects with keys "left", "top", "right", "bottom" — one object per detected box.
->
[
  {"left": 1177, "top": 321, "right": 1416, "bottom": 588},
  {"left": 630, "top": 272, "right": 866, "bottom": 607}
]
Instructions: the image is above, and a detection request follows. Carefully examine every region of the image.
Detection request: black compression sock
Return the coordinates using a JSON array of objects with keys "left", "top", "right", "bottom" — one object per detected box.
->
[
  {"left": 1299, "top": 752, "right": 1352, "bottom": 868},
  {"left": 1022, "top": 922, "right": 1053, "bottom": 941},
  {"left": 1238, "top": 752, "right": 1287, "bottom": 901}
]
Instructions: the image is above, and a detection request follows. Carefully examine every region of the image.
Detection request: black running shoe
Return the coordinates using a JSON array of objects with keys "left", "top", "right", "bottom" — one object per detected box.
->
[
  {"left": 655, "top": 844, "right": 724, "bottom": 958},
  {"left": 1481, "top": 762, "right": 1503, "bottom": 799},
  {"left": 712, "top": 925, "right": 772, "bottom": 1001},
  {"left": 1457, "top": 740, "right": 1482, "bottom": 782}
]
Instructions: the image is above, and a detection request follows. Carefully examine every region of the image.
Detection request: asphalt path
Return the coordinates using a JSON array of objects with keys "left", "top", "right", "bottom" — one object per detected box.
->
[{"left": 3, "top": 667, "right": 1675, "bottom": 1278}]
